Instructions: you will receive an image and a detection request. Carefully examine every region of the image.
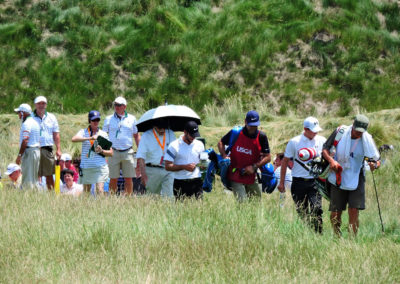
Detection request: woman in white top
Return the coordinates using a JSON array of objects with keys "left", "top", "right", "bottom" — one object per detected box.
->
[
  {"left": 72, "top": 110, "right": 113, "bottom": 194},
  {"left": 60, "top": 169, "right": 83, "bottom": 197}
]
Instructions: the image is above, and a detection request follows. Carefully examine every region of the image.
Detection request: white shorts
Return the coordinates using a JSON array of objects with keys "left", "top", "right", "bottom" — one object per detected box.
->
[{"left": 79, "top": 164, "right": 109, "bottom": 185}]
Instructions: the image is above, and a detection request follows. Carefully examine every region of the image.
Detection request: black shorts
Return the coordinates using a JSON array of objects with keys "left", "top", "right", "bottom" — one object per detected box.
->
[
  {"left": 173, "top": 178, "right": 203, "bottom": 200},
  {"left": 329, "top": 173, "right": 365, "bottom": 211}
]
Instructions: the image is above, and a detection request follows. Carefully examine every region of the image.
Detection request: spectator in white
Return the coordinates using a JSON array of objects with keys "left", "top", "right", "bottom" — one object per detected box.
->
[
  {"left": 278, "top": 117, "right": 326, "bottom": 234},
  {"left": 164, "top": 121, "right": 205, "bottom": 200},
  {"left": 14, "top": 103, "right": 41, "bottom": 189},
  {"left": 103, "top": 97, "right": 140, "bottom": 196},
  {"left": 32, "top": 96, "right": 61, "bottom": 190},
  {"left": 136, "top": 118, "right": 176, "bottom": 198},
  {"left": 60, "top": 153, "right": 79, "bottom": 183},
  {"left": 273, "top": 153, "right": 292, "bottom": 191},
  {"left": 5, "top": 163, "right": 22, "bottom": 189},
  {"left": 72, "top": 110, "right": 113, "bottom": 194},
  {"left": 60, "top": 168, "right": 83, "bottom": 197}
]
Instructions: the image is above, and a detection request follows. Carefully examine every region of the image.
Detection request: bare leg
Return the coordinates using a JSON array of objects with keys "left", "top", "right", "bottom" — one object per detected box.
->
[
  {"left": 109, "top": 178, "right": 118, "bottom": 194},
  {"left": 96, "top": 183, "right": 104, "bottom": 196},
  {"left": 83, "top": 184, "right": 91, "bottom": 193},
  {"left": 348, "top": 208, "right": 359, "bottom": 236},
  {"left": 45, "top": 175, "right": 54, "bottom": 190},
  {"left": 330, "top": 211, "right": 342, "bottom": 237},
  {"left": 124, "top": 178, "right": 133, "bottom": 196}
]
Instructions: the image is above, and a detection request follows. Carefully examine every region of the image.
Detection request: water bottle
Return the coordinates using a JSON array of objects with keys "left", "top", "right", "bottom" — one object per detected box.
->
[{"left": 280, "top": 192, "right": 286, "bottom": 208}]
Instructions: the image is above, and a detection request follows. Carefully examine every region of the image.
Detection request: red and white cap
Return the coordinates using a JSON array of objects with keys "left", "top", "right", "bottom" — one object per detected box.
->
[{"left": 298, "top": 147, "right": 317, "bottom": 162}]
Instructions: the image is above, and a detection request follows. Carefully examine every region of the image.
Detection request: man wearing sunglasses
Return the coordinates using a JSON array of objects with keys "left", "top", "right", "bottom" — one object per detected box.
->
[
  {"left": 164, "top": 121, "right": 205, "bottom": 200},
  {"left": 103, "top": 97, "right": 140, "bottom": 195}
]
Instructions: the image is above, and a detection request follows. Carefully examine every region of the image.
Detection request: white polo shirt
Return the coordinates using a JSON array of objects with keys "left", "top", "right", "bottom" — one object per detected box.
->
[
  {"left": 136, "top": 129, "right": 176, "bottom": 166},
  {"left": 32, "top": 111, "right": 60, "bottom": 147},
  {"left": 76, "top": 128, "right": 109, "bottom": 169},
  {"left": 20, "top": 116, "right": 40, "bottom": 147},
  {"left": 328, "top": 137, "right": 365, "bottom": 190},
  {"left": 103, "top": 112, "right": 138, "bottom": 150},
  {"left": 164, "top": 135, "right": 205, "bottom": 180},
  {"left": 284, "top": 133, "right": 326, "bottom": 178},
  {"left": 61, "top": 182, "right": 83, "bottom": 196}
]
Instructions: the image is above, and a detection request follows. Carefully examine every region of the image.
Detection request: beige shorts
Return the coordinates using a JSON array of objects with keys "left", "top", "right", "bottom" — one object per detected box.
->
[
  {"left": 79, "top": 164, "right": 109, "bottom": 185},
  {"left": 39, "top": 147, "right": 55, "bottom": 176},
  {"left": 108, "top": 148, "right": 136, "bottom": 178}
]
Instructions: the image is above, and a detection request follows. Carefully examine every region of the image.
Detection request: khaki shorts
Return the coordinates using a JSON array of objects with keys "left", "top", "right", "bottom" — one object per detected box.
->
[
  {"left": 329, "top": 173, "right": 365, "bottom": 211},
  {"left": 79, "top": 164, "right": 109, "bottom": 185},
  {"left": 39, "top": 147, "right": 55, "bottom": 176},
  {"left": 108, "top": 148, "right": 136, "bottom": 178}
]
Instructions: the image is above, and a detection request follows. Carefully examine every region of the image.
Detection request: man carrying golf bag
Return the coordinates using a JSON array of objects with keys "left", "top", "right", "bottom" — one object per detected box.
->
[{"left": 322, "top": 115, "right": 380, "bottom": 237}]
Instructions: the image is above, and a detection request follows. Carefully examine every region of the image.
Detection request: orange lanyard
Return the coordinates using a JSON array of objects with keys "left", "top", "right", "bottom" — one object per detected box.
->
[
  {"left": 153, "top": 129, "right": 166, "bottom": 152},
  {"left": 88, "top": 127, "right": 95, "bottom": 146}
]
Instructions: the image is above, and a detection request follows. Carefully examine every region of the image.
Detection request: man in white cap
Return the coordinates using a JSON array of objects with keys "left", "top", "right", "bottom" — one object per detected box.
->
[
  {"left": 322, "top": 115, "right": 380, "bottom": 237},
  {"left": 32, "top": 96, "right": 61, "bottom": 190},
  {"left": 278, "top": 117, "right": 326, "bottom": 233},
  {"left": 5, "top": 163, "right": 22, "bottom": 189},
  {"left": 14, "top": 103, "right": 41, "bottom": 189},
  {"left": 103, "top": 96, "right": 140, "bottom": 195}
]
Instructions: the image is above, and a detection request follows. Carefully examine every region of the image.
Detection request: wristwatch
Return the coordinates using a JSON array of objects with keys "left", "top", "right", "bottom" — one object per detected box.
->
[{"left": 18, "top": 153, "right": 22, "bottom": 157}]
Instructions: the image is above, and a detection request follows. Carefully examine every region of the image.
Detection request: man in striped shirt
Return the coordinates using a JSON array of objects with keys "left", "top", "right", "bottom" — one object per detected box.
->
[
  {"left": 103, "top": 97, "right": 140, "bottom": 195},
  {"left": 14, "top": 103, "right": 41, "bottom": 189}
]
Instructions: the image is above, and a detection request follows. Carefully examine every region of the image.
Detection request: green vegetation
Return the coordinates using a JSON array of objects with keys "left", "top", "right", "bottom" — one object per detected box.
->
[
  {"left": 0, "top": 109, "right": 399, "bottom": 282},
  {"left": 1, "top": 0, "right": 400, "bottom": 116}
]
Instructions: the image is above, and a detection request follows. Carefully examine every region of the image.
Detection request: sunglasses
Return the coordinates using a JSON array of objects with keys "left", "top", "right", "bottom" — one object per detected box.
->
[
  {"left": 115, "top": 103, "right": 124, "bottom": 107},
  {"left": 91, "top": 119, "right": 100, "bottom": 122}
]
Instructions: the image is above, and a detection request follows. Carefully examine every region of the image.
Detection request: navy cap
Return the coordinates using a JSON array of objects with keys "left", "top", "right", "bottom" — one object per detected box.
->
[
  {"left": 245, "top": 110, "right": 260, "bottom": 126},
  {"left": 89, "top": 110, "right": 101, "bottom": 121},
  {"left": 184, "top": 121, "right": 200, "bottom": 138}
]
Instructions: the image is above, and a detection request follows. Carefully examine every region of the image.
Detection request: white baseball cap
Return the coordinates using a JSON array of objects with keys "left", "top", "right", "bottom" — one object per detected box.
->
[
  {"left": 303, "top": 116, "right": 322, "bottom": 133},
  {"left": 114, "top": 96, "right": 127, "bottom": 105},
  {"left": 60, "top": 153, "right": 72, "bottom": 161},
  {"left": 5, "top": 163, "right": 21, "bottom": 175},
  {"left": 14, "top": 103, "right": 32, "bottom": 114},
  {"left": 34, "top": 96, "right": 47, "bottom": 104}
]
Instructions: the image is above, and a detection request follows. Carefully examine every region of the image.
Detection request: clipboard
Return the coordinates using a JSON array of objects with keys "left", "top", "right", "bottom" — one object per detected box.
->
[{"left": 90, "top": 135, "right": 112, "bottom": 157}]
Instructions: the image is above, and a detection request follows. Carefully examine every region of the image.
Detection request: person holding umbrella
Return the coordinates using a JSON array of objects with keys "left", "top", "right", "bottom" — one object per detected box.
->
[
  {"left": 103, "top": 97, "right": 140, "bottom": 196},
  {"left": 135, "top": 104, "right": 201, "bottom": 198},
  {"left": 136, "top": 118, "right": 176, "bottom": 198}
]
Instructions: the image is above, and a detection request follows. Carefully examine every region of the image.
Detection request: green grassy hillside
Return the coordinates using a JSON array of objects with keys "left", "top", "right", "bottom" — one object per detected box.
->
[{"left": 1, "top": 0, "right": 400, "bottom": 115}]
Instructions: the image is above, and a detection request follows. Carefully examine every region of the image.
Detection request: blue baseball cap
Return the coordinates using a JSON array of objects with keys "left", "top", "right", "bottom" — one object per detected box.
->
[
  {"left": 245, "top": 110, "right": 260, "bottom": 126},
  {"left": 89, "top": 110, "right": 101, "bottom": 121}
]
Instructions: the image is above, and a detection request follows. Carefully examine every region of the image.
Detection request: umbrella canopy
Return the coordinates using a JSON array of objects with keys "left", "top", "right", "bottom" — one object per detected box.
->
[{"left": 136, "top": 105, "right": 201, "bottom": 132}]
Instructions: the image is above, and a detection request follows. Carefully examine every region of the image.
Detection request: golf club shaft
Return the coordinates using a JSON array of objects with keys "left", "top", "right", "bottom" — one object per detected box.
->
[{"left": 371, "top": 170, "right": 384, "bottom": 233}]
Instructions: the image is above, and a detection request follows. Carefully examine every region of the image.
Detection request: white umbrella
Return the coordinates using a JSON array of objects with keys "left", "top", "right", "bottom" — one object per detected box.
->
[{"left": 136, "top": 105, "right": 201, "bottom": 132}]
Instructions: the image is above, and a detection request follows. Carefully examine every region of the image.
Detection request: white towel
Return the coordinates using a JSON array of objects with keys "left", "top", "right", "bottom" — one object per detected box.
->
[{"left": 336, "top": 125, "right": 380, "bottom": 169}]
